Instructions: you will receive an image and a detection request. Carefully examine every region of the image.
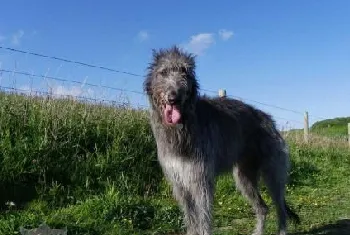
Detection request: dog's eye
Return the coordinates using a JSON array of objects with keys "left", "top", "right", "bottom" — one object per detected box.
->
[
  {"left": 160, "top": 70, "right": 168, "bottom": 76},
  {"left": 180, "top": 67, "right": 187, "bottom": 74}
]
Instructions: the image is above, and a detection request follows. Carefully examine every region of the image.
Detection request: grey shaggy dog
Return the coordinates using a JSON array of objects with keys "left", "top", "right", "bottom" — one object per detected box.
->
[{"left": 143, "top": 46, "right": 300, "bottom": 235}]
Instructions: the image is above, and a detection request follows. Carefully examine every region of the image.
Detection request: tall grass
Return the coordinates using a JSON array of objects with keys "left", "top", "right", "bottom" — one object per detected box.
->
[
  {"left": 0, "top": 92, "right": 164, "bottom": 204},
  {"left": 0, "top": 92, "right": 349, "bottom": 235}
]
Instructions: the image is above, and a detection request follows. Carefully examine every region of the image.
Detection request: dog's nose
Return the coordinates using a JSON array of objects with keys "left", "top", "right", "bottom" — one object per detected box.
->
[{"left": 167, "top": 91, "right": 179, "bottom": 105}]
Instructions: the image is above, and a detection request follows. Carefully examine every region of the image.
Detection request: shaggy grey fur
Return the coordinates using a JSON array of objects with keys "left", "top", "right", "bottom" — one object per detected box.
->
[{"left": 143, "top": 46, "right": 300, "bottom": 235}]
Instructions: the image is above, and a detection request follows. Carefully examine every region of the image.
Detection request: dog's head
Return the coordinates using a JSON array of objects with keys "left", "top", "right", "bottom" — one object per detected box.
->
[{"left": 144, "top": 46, "right": 199, "bottom": 126}]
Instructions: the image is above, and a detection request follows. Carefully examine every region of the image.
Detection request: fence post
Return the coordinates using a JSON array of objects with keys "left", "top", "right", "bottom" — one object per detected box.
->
[
  {"left": 218, "top": 89, "right": 226, "bottom": 98},
  {"left": 304, "top": 111, "right": 309, "bottom": 143},
  {"left": 348, "top": 123, "right": 350, "bottom": 148}
]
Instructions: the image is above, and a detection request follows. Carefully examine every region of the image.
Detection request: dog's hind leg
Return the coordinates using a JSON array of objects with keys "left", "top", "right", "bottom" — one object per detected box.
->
[
  {"left": 262, "top": 166, "right": 288, "bottom": 235},
  {"left": 261, "top": 143, "right": 299, "bottom": 235},
  {"left": 233, "top": 164, "right": 268, "bottom": 235}
]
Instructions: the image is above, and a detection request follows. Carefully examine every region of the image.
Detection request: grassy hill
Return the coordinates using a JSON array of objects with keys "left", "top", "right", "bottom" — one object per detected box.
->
[
  {"left": 282, "top": 116, "right": 349, "bottom": 141},
  {"left": 0, "top": 92, "right": 349, "bottom": 235},
  {"left": 311, "top": 117, "right": 350, "bottom": 139}
]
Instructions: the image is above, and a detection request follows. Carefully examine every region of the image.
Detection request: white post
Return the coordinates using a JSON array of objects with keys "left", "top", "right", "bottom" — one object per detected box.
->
[
  {"left": 218, "top": 89, "right": 226, "bottom": 98},
  {"left": 304, "top": 112, "right": 309, "bottom": 143},
  {"left": 348, "top": 123, "right": 350, "bottom": 148}
]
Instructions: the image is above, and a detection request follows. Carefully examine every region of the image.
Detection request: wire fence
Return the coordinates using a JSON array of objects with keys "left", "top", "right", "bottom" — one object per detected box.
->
[
  {"left": 0, "top": 85, "right": 138, "bottom": 110},
  {"left": 0, "top": 46, "right": 328, "bottom": 130}
]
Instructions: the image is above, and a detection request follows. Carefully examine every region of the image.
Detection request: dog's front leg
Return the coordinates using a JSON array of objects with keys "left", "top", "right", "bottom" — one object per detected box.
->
[
  {"left": 172, "top": 183, "right": 198, "bottom": 235},
  {"left": 188, "top": 173, "right": 214, "bottom": 235}
]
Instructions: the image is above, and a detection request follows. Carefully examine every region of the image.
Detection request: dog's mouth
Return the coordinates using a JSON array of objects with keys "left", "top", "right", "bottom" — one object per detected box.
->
[{"left": 163, "top": 103, "right": 181, "bottom": 125}]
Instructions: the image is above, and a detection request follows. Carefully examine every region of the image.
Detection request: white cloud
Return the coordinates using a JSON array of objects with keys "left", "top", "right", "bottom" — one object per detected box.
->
[
  {"left": 52, "top": 85, "right": 83, "bottom": 97},
  {"left": 19, "top": 85, "right": 31, "bottom": 91},
  {"left": 50, "top": 85, "right": 95, "bottom": 98},
  {"left": 137, "top": 30, "right": 149, "bottom": 42},
  {"left": 18, "top": 85, "right": 37, "bottom": 96},
  {"left": 11, "top": 30, "right": 24, "bottom": 45},
  {"left": 182, "top": 33, "right": 215, "bottom": 56},
  {"left": 19, "top": 83, "right": 94, "bottom": 99},
  {"left": 218, "top": 29, "right": 234, "bottom": 41}
]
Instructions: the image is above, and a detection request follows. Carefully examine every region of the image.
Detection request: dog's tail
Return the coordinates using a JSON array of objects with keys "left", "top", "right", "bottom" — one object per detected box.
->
[{"left": 285, "top": 200, "right": 300, "bottom": 224}]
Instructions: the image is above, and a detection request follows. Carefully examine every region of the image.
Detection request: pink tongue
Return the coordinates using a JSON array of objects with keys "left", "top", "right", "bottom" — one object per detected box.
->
[{"left": 164, "top": 104, "right": 181, "bottom": 124}]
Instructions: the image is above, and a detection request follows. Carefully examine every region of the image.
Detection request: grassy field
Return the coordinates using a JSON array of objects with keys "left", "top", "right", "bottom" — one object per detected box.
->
[{"left": 0, "top": 92, "right": 349, "bottom": 235}]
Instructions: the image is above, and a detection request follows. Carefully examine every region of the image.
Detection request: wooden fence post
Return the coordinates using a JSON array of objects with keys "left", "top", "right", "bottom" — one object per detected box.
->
[
  {"left": 218, "top": 89, "right": 226, "bottom": 98},
  {"left": 348, "top": 123, "right": 350, "bottom": 148},
  {"left": 304, "top": 111, "right": 309, "bottom": 143}
]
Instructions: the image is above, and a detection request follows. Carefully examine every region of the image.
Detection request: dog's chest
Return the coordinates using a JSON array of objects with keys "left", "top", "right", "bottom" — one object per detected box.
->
[{"left": 158, "top": 154, "right": 198, "bottom": 187}]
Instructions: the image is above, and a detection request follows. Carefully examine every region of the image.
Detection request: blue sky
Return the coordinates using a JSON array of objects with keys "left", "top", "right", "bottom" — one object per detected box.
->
[{"left": 0, "top": 0, "right": 349, "bottom": 129}]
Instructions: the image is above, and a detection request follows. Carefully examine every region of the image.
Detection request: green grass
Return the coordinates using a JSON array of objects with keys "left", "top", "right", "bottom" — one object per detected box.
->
[{"left": 0, "top": 92, "right": 349, "bottom": 235}]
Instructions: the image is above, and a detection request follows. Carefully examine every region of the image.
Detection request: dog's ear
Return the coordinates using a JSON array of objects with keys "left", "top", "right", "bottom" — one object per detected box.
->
[
  {"left": 152, "top": 48, "right": 157, "bottom": 56},
  {"left": 190, "top": 53, "right": 197, "bottom": 62},
  {"left": 171, "top": 45, "right": 181, "bottom": 53},
  {"left": 152, "top": 48, "right": 160, "bottom": 61}
]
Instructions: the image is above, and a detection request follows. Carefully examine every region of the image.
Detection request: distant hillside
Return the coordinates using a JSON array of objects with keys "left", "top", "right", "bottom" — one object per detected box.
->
[{"left": 311, "top": 117, "right": 350, "bottom": 138}]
